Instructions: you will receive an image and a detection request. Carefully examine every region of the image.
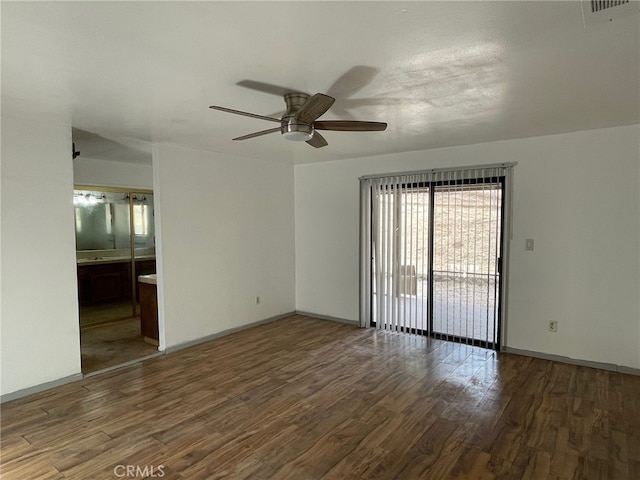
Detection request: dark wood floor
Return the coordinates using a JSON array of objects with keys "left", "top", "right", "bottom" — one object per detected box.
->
[{"left": 2, "top": 315, "right": 639, "bottom": 479}]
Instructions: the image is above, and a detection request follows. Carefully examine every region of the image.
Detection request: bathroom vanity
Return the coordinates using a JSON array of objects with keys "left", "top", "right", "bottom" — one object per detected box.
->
[
  {"left": 76, "top": 253, "right": 156, "bottom": 306},
  {"left": 138, "top": 274, "right": 159, "bottom": 344}
]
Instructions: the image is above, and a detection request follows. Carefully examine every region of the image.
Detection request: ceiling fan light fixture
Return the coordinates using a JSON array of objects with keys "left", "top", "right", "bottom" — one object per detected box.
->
[
  {"left": 282, "top": 130, "right": 313, "bottom": 142},
  {"left": 281, "top": 118, "right": 313, "bottom": 142}
]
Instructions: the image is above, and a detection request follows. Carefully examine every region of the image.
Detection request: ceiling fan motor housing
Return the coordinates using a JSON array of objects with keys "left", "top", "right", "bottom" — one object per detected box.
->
[{"left": 281, "top": 92, "right": 314, "bottom": 141}]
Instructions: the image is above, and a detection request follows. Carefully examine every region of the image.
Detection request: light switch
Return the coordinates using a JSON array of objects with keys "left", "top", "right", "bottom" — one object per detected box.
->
[{"left": 526, "top": 239, "right": 534, "bottom": 251}]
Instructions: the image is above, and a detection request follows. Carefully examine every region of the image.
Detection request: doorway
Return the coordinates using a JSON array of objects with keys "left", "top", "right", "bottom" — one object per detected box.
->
[
  {"left": 360, "top": 165, "right": 513, "bottom": 350},
  {"left": 74, "top": 186, "right": 159, "bottom": 373}
]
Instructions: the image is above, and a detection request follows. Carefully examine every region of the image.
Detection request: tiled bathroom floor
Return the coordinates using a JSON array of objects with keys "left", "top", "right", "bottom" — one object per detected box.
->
[{"left": 80, "top": 317, "right": 159, "bottom": 374}]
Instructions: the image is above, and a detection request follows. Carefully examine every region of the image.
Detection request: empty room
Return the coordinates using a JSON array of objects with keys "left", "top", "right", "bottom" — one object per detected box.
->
[{"left": 1, "top": 1, "right": 639, "bottom": 479}]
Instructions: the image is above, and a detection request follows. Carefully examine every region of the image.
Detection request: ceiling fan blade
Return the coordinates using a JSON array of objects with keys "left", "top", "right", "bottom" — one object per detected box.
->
[
  {"left": 314, "top": 120, "right": 387, "bottom": 132},
  {"left": 295, "top": 93, "right": 335, "bottom": 124},
  {"left": 326, "top": 66, "right": 379, "bottom": 99},
  {"left": 236, "top": 79, "right": 302, "bottom": 97},
  {"left": 209, "top": 105, "right": 281, "bottom": 123},
  {"left": 233, "top": 127, "right": 281, "bottom": 141},
  {"left": 306, "top": 132, "right": 328, "bottom": 148}
]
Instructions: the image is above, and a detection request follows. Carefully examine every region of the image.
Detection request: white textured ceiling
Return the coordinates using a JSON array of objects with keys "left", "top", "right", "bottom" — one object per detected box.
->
[{"left": 2, "top": 1, "right": 639, "bottom": 165}]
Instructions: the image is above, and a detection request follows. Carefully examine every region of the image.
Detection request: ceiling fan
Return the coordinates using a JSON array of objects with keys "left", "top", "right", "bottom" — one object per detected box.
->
[{"left": 209, "top": 91, "right": 387, "bottom": 148}]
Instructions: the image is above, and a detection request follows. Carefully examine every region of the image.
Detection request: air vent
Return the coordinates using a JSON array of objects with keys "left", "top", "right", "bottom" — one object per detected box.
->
[
  {"left": 582, "top": 0, "right": 639, "bottom": 25},
  {"left": 590, "top": 0, "right": 629, "bottom": 13}
]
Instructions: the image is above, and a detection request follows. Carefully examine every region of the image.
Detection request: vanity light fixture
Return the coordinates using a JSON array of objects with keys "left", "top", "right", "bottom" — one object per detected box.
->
[
  {"left": 126, "top": 194, "right": 148, "bottom": 202},
  {"left": 74, "top": 192, "right": 105, "bottom": 206}
]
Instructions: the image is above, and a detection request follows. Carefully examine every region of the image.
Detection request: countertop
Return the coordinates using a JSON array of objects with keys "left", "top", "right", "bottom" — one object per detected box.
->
[
  {"left": 77, "top": 255, "right": 156, "bottom": 266},
  {"left": 138, "top": 274, "right": 157, "bottom": 285}
]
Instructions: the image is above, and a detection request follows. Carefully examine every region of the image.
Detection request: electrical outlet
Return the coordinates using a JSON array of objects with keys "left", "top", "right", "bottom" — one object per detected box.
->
[
  {"left": 548, "top": 321, "right": 558, "bottom": 332},
  {"left": 526, "top": 239, "right": 535, "bottom": 251}
]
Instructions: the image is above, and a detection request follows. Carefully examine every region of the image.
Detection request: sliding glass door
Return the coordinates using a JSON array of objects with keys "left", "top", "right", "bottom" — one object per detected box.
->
[
  {"left": 431, "top": 182, "right": 502, "bottom": 347},
  {"left": 361, "top": 165, "right": 513, "bottom": 350}
]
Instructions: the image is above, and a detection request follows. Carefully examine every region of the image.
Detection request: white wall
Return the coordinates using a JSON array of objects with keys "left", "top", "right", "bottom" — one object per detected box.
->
[
  {"left": 295, "top": 125, "right": 640, "bottom": 369},
  {"left": 1, "top": 120, "right": 636, "bottom": 397},
  {"left": 153, "top": 143, "right": 295, "bottom": 348},
  {"left": 1, "top": 114, "right": 81, "bottom": 396},
  {"left": 73, "top": 156, "right": 153, "bottom": 189},
  {"left": 0, "top": 123, "right": 295, "bottom": 396}
]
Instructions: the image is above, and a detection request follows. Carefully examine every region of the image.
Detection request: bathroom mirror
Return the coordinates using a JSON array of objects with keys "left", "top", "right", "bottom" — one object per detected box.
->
[{"left": 74, "top": 189, "right": 155, "bottom": 252}]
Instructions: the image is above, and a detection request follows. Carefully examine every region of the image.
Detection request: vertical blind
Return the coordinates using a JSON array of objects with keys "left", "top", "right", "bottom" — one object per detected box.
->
[{"left": 359, "top": 164, "right": 515, "bottom": 349}]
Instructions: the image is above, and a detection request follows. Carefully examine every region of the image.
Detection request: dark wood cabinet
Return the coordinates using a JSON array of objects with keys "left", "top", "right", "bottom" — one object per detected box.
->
[
  {"left": 77, "top": 262, "right": 128, "bottom": 306},
  {"left": 91, "top": 270, "right": 124, "bottom": 302},
  {"left": 139, "top": 281, "right": 159, "bottom": 343},
  {"left": 77, "top": 266, "right": 90, "bottom": 305},
  {"left": 77, "top": 258, "right": 156, "bottom": 306},
  {"left": 133, "top": 260, "right": 156, "bottom": 299}
]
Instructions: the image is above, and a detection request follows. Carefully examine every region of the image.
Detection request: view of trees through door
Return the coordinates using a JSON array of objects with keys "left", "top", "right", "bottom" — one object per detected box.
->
[{"left": 370, "top": 177, "right": 504, "bottom": 349}]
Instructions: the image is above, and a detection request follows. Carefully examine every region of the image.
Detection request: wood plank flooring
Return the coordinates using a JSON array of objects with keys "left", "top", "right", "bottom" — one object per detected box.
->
[{"left": 2, "top": 315, "right": 639, "bottom": 479}]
